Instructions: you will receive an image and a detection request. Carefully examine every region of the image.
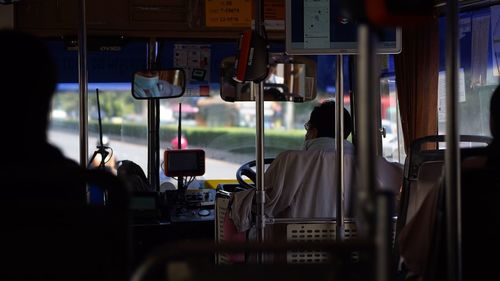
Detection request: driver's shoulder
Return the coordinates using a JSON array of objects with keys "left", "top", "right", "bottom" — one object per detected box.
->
[
  {"left": 275, "top": 149, "right": 334, "bottom": 161},
  {"left": 275, "top": 149, "right": 307, "bottom": 159},
  {"left": 281, "top": 148, "right": 341, "bottom": 155}
]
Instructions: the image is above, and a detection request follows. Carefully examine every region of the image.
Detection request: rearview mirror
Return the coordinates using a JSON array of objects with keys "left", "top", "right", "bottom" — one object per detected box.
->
[
  {"left": 220, "top": 55, "right": 317, "bottom": 102},
  {"left": 132, "top": 69, "right": 186, "bottom": 99}
]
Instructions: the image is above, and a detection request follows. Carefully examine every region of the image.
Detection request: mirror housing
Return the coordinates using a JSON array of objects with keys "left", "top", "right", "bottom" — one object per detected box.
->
[
  {"left": 132, "top": 69, "right": 186, "bottom": 100},
  {"left": 220, "top": 54, "right": 317, "bottom": 102}
]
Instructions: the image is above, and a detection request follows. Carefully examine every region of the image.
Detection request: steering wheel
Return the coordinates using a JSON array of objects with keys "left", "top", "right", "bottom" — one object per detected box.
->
[{"left": 236, "top": 158, "right": 275, "bottom": 189}]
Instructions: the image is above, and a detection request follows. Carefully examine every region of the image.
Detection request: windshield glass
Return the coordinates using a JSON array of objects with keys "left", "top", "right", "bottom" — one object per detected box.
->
[{"left": 48, "top": 47, "right": 400, "bottom": 184}]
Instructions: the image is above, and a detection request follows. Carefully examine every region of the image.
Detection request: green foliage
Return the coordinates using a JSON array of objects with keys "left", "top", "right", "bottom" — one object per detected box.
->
[
  {"left": 51, "top": 120, "right": 304, "bottom": 154},
  {"left": 52, "top": 91, "right": 138, "bottom": 121},
  {"left": 52, "top": 92, "right": 79, "bottom": 114}
]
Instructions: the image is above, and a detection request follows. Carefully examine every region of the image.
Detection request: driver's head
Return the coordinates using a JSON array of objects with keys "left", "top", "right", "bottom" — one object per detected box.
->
[{"left": 305, "top": 100, "right": 352, "bottom": 141}]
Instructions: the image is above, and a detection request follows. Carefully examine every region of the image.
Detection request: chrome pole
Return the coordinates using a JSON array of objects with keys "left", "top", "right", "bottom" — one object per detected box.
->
[
  {"left": 147, "top": 39, "right": 160, "bottom": 190},
  {"left": 356, "top": 25, "right": 377, "bottom": 237},
  {"left": 254, "top": 0, "right": 266, "bottom": 246},
  {"left": 335, "top": 55, "right": 345, "bottom": 241},
  {"left": 445, "top": 0, "right": 462, "bottom": 280},
  {"left": 358, "top": 25, "right": 391, "bottom": 281},
  {"left": 78, "top": 0, "right": 88, "bottom": 168},
  {"left": 255, "top": 81, "right": 266, "bottom": 243}
]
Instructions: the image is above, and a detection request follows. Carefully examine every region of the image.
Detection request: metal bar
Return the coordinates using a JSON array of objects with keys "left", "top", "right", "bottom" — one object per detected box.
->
[
  {"left": 335, "top": 55, "right": 345, "bottom": 241},
  {"left": 349, "top": 57, "right": 357, "bottom": 147},
  {"left": 255, "top": 81, "right": 266, "bottom": 244},
  {"left": 147, "top": 39, "right": 160, "bottom": 190},
  {"left": 396, "top": 95, "right": 402, "bottom": 162},
  {"left": 376, "top": 192, "right": 393, "bottom": 281},
  {"left": 254, "top": 0, "right": 266, "bottom": 248},
  {"left": 78, "top": 0, "right": 88, "bottom": 168},
  {"left": 177, "top": 103, "right": 183, "bottom": 191},
  {"left": 358, "top": 25, "right": 390, "bottom": 281},
  {"left": 266, "top": 218, "right": 357, "bottom": 224},
  {"left": 265, "top": 217, "right": 398, "bottom": 225},
  {"left": 356, "top": 25, "right": 377, "bottom": 237},
  {"left": 445, "top": 0, "right": 462, "bottom": 280}
]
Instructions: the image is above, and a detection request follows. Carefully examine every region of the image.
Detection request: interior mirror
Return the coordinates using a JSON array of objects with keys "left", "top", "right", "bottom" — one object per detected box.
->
[
  {"left": 132, "top": 69, "right": 186, "bottom": 99},
  {"left": 220, "top": 54, "right": 317, "bottom": 102}
]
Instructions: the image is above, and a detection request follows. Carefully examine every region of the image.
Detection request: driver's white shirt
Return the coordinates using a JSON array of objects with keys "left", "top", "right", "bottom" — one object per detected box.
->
[
  {"left": 229, "top": 137, "right": 402, "bottom": 232},
  {"left": 229, "top": 138, "right": 355, "bottom": 232}
]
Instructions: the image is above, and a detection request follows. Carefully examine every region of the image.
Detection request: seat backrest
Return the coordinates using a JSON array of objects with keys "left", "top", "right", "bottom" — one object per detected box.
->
[
  {"left": 427, "top": 149, "right": 500, "bottom": 281},
  {"left": 404, "top": 161, "right": 444, "bottom": 224},
  {"left": 422, "top": 159, "right": 500, "bottom": 281},
  {"left": 397, "top": 135, "right": 491, "bottom": 234},
  {"left": 395, "top": 135, "right": 492, "bottom": 280}
]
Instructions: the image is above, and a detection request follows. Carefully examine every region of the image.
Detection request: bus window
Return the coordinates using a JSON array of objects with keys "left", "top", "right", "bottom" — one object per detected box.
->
[
  {"left": 49, "top": 82, "right": 148, "bottom": 173},
  {"left": 47, "top": 39, "right": 149, "bottom": 173},
  {"left": 437, "top": 7, "right": 500, "bottom": 147},
  {"left": 380, "top": 55, "right": 405, "bottom": 163}
]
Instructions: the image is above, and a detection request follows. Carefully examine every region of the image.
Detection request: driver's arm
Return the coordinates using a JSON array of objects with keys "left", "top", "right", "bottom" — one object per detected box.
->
[
  {"left": 229, "top": 151, "right": 297, "bottom": 232},
  {"left": 229, "top": 188, "right": 255, "bottom": 232},
  {"left": 263, "top": 152, "right": 297, "bottom": 216},
  {"left": 228, "top": 155, "right": 283, "bottom": 233}
]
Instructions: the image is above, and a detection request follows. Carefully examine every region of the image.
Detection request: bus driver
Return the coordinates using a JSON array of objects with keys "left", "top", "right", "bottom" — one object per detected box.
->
[{"left": 229, "top": 100, "right": 403, "bottom": 233}]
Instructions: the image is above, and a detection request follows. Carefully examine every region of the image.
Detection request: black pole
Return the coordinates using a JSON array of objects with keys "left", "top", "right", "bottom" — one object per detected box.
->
[
  {"left": 177, "top": 102, "right": 184, "bottom": 192},
  {"left": 178, "top": 103, "right": 182, "bottom": 150},
  {"left": 445, "top": 0, "right": 461, "bottom": 280},
  {"left": 87, "top": 88, "right": 109, "bottom": 170},
  {"left": 96, "top": 89, "right": 104, "bottom": 146}
]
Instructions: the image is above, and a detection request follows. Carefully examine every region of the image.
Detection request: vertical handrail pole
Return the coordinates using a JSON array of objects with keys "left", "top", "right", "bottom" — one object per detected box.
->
[
  {"left": 358, "top": 25, "right": 391, "bottom": 281},
  {"left": 147, "top": 38, "right": 161, "bottom": 190},
  {"left": 254, "top": 0, "right": 266, "bottom": 248},
  {"left": 255, "top": 82, "right": 266, "bottom": 243},
  {"left": 445, "top": 0, "right": 462, "bottom": 280},
  {"left": 335, "top": 55, "right": 345, "bottom": 241},
  {"left": 78, "top": 0, "right": 88, "bottom": 168},
  {"left": 357, "top": 24, "right": 377, "bottom": 239}
]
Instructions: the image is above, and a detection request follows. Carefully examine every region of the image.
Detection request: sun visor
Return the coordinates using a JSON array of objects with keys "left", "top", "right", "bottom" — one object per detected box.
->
[{"left": 233, "top": 30, "right": 269, "bottom": 83}]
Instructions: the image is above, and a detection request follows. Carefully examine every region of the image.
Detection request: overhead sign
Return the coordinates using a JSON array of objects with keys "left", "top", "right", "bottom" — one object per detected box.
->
[
  {"left": 205, "top": 0, "right": 285, "bottom": 29},
  {"left": 205, "top": 0, "right": 252, "bottom": 28},
  {"left": 263, "top": 0, "right": 285, "bottom": 30}
]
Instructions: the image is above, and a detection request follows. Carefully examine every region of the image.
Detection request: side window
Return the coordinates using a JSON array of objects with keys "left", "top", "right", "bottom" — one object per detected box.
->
[
  {"left": 380, "top": 55, "right": 405, "bottom": 163},
  {"left": 49, "top": 83, "right": 147, "bottom": 173},
  {"left": 47, "top": 40, "right": 149, "bottom": 173},
  {"left": 437, "top": 7, "right": 499, "bottom": 146}
]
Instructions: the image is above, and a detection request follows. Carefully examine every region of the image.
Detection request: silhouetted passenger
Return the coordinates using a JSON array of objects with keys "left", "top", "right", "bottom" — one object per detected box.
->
[
  {"left": 460, "top": 84, "right": 500, "bottom": 280},
  {"left": 0, "top": 29, "right": 88, "bottom": 200},
  {"left": 0, "top": 29, "right": 128, "bottom": 281}
]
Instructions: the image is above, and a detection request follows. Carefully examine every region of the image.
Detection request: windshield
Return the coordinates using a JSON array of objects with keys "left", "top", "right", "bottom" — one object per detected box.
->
[
  {"left": 48, "top": 82, "right": 329, "bottom": 182},
  {"left": 47, "top": 52, "right": 407, "bottom": 184}
]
